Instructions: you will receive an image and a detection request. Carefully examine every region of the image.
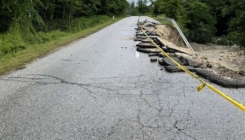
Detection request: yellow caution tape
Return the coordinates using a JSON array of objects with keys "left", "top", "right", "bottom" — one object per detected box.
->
[
  {"left": 197, "top": 83, "right": 206, "bottom": 92},
  {"left": 207, "top": 84, "right": 245, "bottom": 111},
  {"left": 138, "top": 19, "right": 245, "bottom": 112}
]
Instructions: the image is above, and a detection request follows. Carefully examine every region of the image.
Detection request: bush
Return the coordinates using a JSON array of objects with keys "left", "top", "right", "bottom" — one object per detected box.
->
[
  {"left": 69, "top": 16, "right": 110, "bottom": 33},
  {"left": 187, "top": 22, "right": 215, "bottom": 43},
  {"left": 35, "top": 31, "right": 68, "bottom": 44},
  {"left": 185, "top": 0, "right": 216, "bottom": 43},
  {"left": 0, "top": 15, "right": 111, "bottom": 58},
  {"left": 228, "top": 31, "right": 245, "bottom": 47},
  {"left": 0, "top": 23, "right": 26, "bottom": 57},
  {"left": 212, "top": 36, "right": 233, "bottom": 46}
]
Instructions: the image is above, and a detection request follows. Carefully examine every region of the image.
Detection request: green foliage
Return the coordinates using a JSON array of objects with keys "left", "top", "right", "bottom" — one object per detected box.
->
[
  {"left": 0, "top": 24, "right": 25, "bottom": 57},
  {"left": 0, "top": 0, "right": 128, "bottom": 33},
  {"left": 34, "top": 30, "right": 68, "bottom": 44},
  {"left": 212, "top": 36, "right": 233, "bottom": 46},
  {"left": 227, "top": 0, "right": 245, "bottom": 46},
  {"left": 98, "top": 0, "right": 128, "bottom": 16},
  {"left": 185, "top": 0, "right": 216, "bottom": 43},
  {"left": 68, "top": 16, "right": 110, "bottom": 32},
  {"left": 152, "top": 0, "right": 245, "bottom": 46},
  {"left": 0, "top": 17, "right": 121, "bottom": 76},
  {"left": 157, "top": 0, "right": 185, "bottom": 20},
  {"left": 127, "top": 0, "right": 153, "bottom": 16},
  {"left": 137, "top": 0, "right": 150, "bottom": 15},
  {"left": 152, "top": 0, "right": 187, "bottom": 34},
  {"left": 127, "top": 1, "right": 139, "bottom": 16},
  {"left": 0, "top": 15, "right": 111, "bottom": 58},
  {"left": 199, "top": 0, "right": 231, "bottom": 36},
  {"left": 0, "top": 0, "right": 128, "bottom": 57}
]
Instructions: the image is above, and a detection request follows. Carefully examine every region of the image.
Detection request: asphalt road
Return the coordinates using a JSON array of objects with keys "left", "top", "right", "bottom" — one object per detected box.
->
[{"left": 0, "top": 16, "right": 244, "bottom": 140}]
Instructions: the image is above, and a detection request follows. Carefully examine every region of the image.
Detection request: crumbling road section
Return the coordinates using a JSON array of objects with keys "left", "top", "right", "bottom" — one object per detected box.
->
[
  {"left": 0, "top": 16, "right": 244, "bottom": 140},
  {"left": 135, "top": 19, "right": 245, "bottom": 88}
]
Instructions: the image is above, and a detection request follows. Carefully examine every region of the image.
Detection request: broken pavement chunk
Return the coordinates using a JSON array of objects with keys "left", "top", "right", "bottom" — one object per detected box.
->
[
  {"left": 207, "top": 63, "right": 213, "bottom": 68},
  {"left": 136, "top": 48, "right": 160, "bottom": 53},
  {"left": 149, "top": 53, "right": 160, "bottom": 57},
  {"left": 157, "top": 37, "right": 195, "bottom": 56},
  {"left": 150, "top": 58, "right": 157, "bottom": 62},
  {"left": 164, "top": 66, "right": 196, "bottom": 73},
  {"left": 141, "top": 39, "right": 151, "bottom": 43},
  {"left": 136, "top": 43, "right": 156, "bottom": 48},
  {"left": 134, "top": 38, "right": 144, "bottom": 41},
  {"left": 136, "top": 35, "right": 147, "bottom": 39},
  {"left": 158, "top": 57, "right": 181, "bottom": 66}
]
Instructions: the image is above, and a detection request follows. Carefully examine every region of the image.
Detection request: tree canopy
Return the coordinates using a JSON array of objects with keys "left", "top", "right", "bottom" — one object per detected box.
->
[
  {"left": 0, "top": 0, "right": 128, "bottom": 33},
  {"left": 149, "top": 0, "right": 245, "bottom": 45}
]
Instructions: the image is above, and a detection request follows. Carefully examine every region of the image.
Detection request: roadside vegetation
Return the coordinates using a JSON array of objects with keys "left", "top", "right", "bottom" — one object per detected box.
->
[
  {"left": 0, "top": 0, "right": 128, "bottom": 75},
  {"left": 128, "top": 0, "right": 245, "bottom": 46}
]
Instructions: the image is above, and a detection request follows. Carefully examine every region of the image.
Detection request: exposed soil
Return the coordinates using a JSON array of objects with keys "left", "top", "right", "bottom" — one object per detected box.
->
[
  {"left": 191, "top": 42, "right": 245, "bottom": 79},
  {"left": 143, "top": 24, "right": 185, "bottom": 47},
  {"left": 145, "top": 20, "right": 245, "bottom": 80},
  {"left": 135, "top": 19, "right": 245, "bottom": 87}
]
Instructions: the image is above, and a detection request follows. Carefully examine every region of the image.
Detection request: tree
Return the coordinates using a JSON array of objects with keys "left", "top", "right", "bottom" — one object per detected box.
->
[
  {"left": 199, "top": 0, "right": 231, "bottom": 36},
  {"left": 156, "top": 0, "right": 185, "bottom": 20},
  {"left": 128, "top": 1, "right": 139, "bottom": 16},
  {"left": 184, "top": 0, "right": 216, "bottom": 43},
  {"left": 227, "top": 0, "right": 245, "bottom": 46},
  {"left": 0, "top": 0, "right": 129, "bottom": 33},
  {"left": 0, "top": 0, "right": 44, "bottom": 32},
  {"left": 137, "top": 0, "right": 149, "bottom": 15}
]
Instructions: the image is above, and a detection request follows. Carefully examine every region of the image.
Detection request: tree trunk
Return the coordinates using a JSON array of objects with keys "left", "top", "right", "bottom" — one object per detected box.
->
[{"left": 69, "top": 1, "right": 73, "bottom": 24}]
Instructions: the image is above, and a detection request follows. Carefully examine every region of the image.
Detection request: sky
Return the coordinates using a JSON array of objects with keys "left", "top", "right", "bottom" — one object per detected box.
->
[
  {"left": 127, "top": 0, "right": 151, "bottom": 5},
  {"left": 127, "top": 0, "right": 136, "bottom": 3}
]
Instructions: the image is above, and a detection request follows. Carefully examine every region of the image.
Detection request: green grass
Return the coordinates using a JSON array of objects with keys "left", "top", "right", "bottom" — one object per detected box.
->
[
  {"left": 152, "top": 16, "right": 187, "bottom": 33},
  {"left": 152, "top": 15, "right": 173, "bottom": 27},
  {"left": 0, "top": 16, "right": 124, "bottom": 76}
]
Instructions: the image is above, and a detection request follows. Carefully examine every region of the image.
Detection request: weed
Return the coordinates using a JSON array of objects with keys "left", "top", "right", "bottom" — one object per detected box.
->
[
  {"left": 238, "top": 67, "right": 245, "bottom": 75},
  {"left": 219, "top": 65, "right": 226, "bottom": 69}
]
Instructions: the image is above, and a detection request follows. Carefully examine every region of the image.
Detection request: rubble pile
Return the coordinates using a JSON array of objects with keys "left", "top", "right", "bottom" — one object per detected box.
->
[{"left": 134, "top": 20, "right": 245, "bottom": 88}]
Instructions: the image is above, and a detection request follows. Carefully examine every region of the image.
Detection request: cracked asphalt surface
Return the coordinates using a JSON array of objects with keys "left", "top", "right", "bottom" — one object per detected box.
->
[{"left": 0, "top": 16, "right": 244, "bottom": 140}]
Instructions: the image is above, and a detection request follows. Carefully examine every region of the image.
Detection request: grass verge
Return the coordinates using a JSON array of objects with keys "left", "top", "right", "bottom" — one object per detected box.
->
[
  {"left": 0, "top": 17, "right": 124, "bottom": 76},
  {"left": 152, "top": 16, "right": 173, "bottom": 27},
  {"left": 152, "top": 16, "right": 187, "bottom": 33}
]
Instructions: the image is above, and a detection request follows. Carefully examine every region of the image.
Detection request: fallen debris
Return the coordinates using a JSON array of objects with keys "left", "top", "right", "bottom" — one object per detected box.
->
[
  {"left": 134, "top": 19, "right": 245, "bottom": 88},
  {"left": 136, "top": 43, "right": 156, "bottom": 48},
  {"left": 157, "top": 37, "right": 195, "bottom": 56},
  {"left": 150, "top": 58, "right": 157, "bottom": 62},
  {"left": 136, "top": 48, "right": 160, "bottom": 53},
  {"left": 149, "top": 53, "right": 160, "bottom": 57},
  {"left": 158, "top": 57, "right": 182, "bottom": 66}
]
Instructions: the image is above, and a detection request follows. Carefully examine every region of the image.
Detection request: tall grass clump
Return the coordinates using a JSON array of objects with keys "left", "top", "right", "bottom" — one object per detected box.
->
[{"left": 0, "top": 15, "right": 111, "bottom": 59}]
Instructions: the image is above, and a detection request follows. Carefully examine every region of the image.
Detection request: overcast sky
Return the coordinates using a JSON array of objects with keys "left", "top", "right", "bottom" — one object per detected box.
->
[
  {"left": 127, "top": 0, "right": 136, "bottom": 3},
  {"left": 127, "top": 0, "right": 151, "bottom": 5}
]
